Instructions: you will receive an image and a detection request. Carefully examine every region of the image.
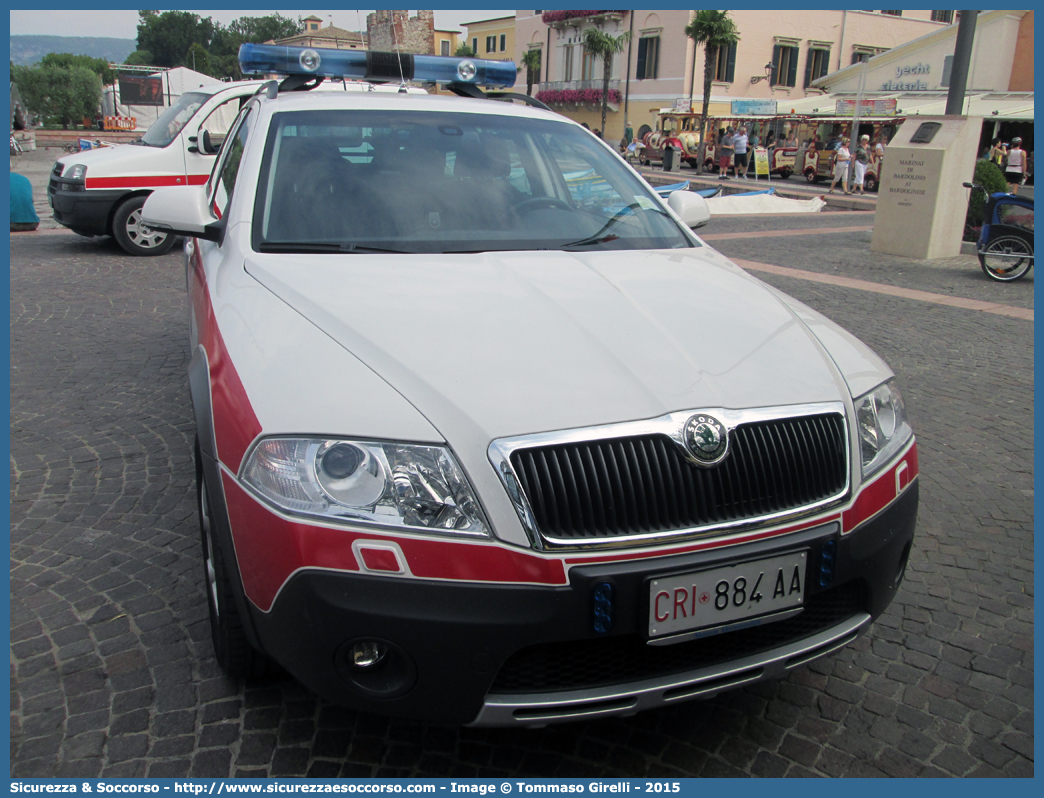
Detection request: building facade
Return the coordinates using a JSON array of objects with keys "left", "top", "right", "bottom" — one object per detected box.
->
[
  {"left": 462, "top": 16, "right": 516, "bottom": 61},
  {"left": 366, "top": 10, "right": 435, "bottom": 55},
  {"left": 271, "top": 14, "right": 366, "bottom": 50},
  {"left": 434, "top": 29, "right": 460, "bottom": 58},
  {"left": 514, "top": 10, "right": 959, "bottom": 143},
  {"left": 806, "top": 10, "right": 1033, "bottom": 153}
]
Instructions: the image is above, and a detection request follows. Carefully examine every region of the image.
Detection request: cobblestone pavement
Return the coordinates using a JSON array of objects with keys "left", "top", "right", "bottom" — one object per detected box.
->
[{"left": 10, "top": 214, "right": 1033, "bottom": 778}]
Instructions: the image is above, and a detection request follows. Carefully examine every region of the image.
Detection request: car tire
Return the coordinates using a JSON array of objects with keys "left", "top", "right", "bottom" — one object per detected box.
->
[
  {"left": 780, "top": 168, "right": 793, "bottom": 180},
  {"left": 979, "top": 234, "right": 1034, "bottom": 282},
  {"left": 112, "top": 195, "right": 177, "bottom": 256},
  {"left": 196, "top": 440, "right": 272, "bottom": 678},
  {"left": 864, "top": 174, "right": 878, "bottom": 192},
  {"left": 805, "top": 170, "right": 817, "bottom": 184}
]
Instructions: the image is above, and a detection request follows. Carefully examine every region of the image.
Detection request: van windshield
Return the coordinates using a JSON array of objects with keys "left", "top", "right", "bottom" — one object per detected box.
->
[
  {"left": 141, "top": 91, "right": 208, "bottom": 148},
  {"left": 253, "top": 109, "right": 696, "bottom": 255}
]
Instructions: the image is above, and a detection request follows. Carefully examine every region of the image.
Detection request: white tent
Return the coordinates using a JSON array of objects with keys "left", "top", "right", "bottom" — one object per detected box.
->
[{"left": 102, "top": 67, "right": 222, "bottom": 131}]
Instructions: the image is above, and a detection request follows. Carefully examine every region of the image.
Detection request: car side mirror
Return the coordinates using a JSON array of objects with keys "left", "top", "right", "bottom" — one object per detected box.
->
[
  {"left": 187, "top": 130, "right": 219, "bottom": 155},
  {"left": 142, "top": 185, "right": 224, "bottom": 243},
  {"left": 668, "top": 190, "right": 711, "bottom": 229}
]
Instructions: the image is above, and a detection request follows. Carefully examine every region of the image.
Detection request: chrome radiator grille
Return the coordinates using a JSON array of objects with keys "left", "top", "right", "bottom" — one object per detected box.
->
[{"left": 505, "top": 412, "right": 847, "bottom": 547}]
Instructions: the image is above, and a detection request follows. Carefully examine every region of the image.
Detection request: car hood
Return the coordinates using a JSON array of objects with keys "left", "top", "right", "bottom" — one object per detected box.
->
[
  {"left": 244, "top": 247, "right": 849, "bottom": 444},
  {"left": 57, "top": 142, "right": 178, "bottom": 178}
]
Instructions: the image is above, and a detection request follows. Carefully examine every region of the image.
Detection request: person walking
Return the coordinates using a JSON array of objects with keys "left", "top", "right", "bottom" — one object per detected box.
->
[
  {"left": 718, "top": 127, "right": 735, "bottom": 179},
  {"left": 851, "top": 134, "right": 871, "bottom": 195},
  {"left": 828, "top": 137, "right": 851, "bottom": 194},
  {"left": 733, "top": 126, "right": 749, "bottom": 178},
  {"left": 1004, "top": 137, "right": 1026, "bottom": 194}
]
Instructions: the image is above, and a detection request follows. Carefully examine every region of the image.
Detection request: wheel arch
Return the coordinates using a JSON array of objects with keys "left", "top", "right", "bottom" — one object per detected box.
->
[
  {"left": 190, "top": 346, "right": 267, "bottom": 653},
  {"left": 105, "top": 189, "right": 152, "bottom": 236}
]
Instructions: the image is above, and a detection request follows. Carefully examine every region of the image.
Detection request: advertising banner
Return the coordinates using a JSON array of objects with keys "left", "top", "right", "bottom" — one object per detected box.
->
[
  {"left": 731, "top": 99, "right": 777, "bottom": 115},
  {"left": 836, "top": 98, "right": 898, "bottom": 116},
  {"left": 118, "top": 74, "right": 164, "bottom": 106}
]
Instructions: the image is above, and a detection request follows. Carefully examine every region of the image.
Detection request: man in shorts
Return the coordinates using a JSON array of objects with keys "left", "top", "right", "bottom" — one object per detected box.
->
[
  {"left": 718, "top": 127, "right": 735, "bottom": 179},
  {"left": 733, "top": 126, "right": 749, "bottom": 178}
]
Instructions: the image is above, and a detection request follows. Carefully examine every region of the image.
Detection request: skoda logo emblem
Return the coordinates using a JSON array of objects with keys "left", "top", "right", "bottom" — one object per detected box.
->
[{"left": 684, "top": 414, "right": 728, "bottom": 466}]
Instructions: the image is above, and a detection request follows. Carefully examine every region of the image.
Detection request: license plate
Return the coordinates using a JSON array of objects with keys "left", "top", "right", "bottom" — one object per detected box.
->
[{"left": 648, "top": 551, "right": 807, "bottom": 639}]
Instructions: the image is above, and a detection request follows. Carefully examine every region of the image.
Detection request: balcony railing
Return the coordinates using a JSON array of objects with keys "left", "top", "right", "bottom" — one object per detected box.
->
[{"left": 542, "top": 10, "right": 627, "bottom": 28}]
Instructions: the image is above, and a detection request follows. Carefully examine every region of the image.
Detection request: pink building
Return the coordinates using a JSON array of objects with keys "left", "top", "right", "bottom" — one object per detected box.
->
[{"left": 514, "top": 10, "right": 957, "bottom": 143}]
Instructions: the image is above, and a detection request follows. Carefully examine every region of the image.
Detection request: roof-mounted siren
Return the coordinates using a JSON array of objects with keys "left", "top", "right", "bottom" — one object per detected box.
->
[{"left": 238, "top": 43, "right": 517, "bottom": 89}]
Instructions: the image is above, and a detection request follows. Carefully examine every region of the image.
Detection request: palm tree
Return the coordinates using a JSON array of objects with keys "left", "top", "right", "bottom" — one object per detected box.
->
[
  {"left": 518, "top": 48, "right": 542, "bottom": 96},
  {"left": 581, "top": 27, "right": 632, "bottom": 138},
  {"left": 685, "top": 11, "right": 740, "bottom": 173}
]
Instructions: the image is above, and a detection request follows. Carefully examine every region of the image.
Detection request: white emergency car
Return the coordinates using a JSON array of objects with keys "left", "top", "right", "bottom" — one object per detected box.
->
[
  {"left": 141, "top": 44, "right": 919, "bottom": 726},
  {"left": 47, "top": 77, "right": 425, "bottom": 256}
]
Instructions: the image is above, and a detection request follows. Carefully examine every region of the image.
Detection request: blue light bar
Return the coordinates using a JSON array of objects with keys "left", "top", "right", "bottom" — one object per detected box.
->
[{"left": 239, "top": 43, "right": 517, "bottom": 88}]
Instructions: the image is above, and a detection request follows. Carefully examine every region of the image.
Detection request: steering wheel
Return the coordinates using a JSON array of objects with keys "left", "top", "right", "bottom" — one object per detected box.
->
[{"left": 515, "top": 196, "right": 573, "bottom": 213}]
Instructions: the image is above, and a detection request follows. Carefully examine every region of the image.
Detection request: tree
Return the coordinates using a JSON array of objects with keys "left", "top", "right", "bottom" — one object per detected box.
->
[
  {"left": 136, "top": 10, "right": 216, "bottom": 69},
  {"left": 455, "top": 43, "right": 476, "bottom": 57},
  {"left": 685, "top": 11, "right": 740, "bottom": 174},
  {"left": 581, "top": 28, "right": 631, "bottom": 138},
  {"left": 123, "top": 50, "right": 154, "bottom": 67},
  {"left": 518, "top": 48, "right": 542, "bottom": 96},
  {"left": 40, "top": 52, "right": 116, "bottom": 86},
  {"left": 208, "top": 14, "right": 304, "bottom": 80},
  {"left": 12, "top": 64, "right": 101, "bottom": 128}
]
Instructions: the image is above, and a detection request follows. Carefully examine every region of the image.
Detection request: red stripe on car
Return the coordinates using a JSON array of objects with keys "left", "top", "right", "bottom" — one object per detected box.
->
[
  {"left": 85, "top": 174, "right": 209, "bottom": 189},
  {"left": 842, "top": 442, "right": 919, "bottom": 532},
  {"left": 189, "top": 245, "right": 262, "bottom": 472},
  {"left": 220, "top": 475, "right": 568, "bottom": 612}
]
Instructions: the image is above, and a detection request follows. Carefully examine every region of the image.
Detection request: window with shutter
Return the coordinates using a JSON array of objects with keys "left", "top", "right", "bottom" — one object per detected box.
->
[
  {"left": 772, "top": 45, "right": 799, "bottom": 87},
  {"left": 500, "top": 34, "right": 506, "bottom": 52},
  {"left": 636, "top": 36, "right": 660, "bottom": 80},
  {"left": 714, "top": 43, "right": 737, "bottom": 82}
]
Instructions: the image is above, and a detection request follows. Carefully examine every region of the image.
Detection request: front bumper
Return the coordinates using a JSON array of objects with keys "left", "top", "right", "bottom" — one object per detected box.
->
[
  {"left": 47, "top": 182, "right": 125, "bottom": 237},
  {"left": 249, "top": 481, "right": 917, "bottom": 726}
]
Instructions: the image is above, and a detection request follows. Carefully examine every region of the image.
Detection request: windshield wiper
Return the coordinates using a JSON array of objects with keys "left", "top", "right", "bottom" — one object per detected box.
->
[
  {"left": 561, "top": 202, "right": 669, "bottom": 250},
  {"left": 258, "top": 242, "right": 414, "bottom": 254}
]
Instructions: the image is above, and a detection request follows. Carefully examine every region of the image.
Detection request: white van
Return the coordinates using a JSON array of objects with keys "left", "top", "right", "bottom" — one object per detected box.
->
[{"left": 48, "top": 78, "right": 427, "bottom": 255}]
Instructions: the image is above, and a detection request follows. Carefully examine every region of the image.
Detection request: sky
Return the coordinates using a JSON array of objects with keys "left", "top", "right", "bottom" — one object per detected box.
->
[{"left": 9, "top": 9, "right": 514, "bottom": 39}]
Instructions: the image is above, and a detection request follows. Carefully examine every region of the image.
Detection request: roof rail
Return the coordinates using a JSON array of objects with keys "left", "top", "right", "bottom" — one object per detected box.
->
[{"left": 447, "top": 83, "right": 552, "bottom": 111}]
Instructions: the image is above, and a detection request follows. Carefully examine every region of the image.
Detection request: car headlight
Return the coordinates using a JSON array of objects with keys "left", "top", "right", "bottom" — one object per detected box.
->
[
  {"left": 854, "top": 380, "right": 912, "bottom": 477},
  {"left": 242, "top": 437, "right": 491, "bottom": 538},
  {"left": 65, "top": 164, "right": 87, "bottom": 181}
]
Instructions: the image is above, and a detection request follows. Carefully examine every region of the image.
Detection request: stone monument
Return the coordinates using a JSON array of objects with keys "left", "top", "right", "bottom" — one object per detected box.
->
[{"left": 870, "top": 115, "right": 981, "bottom": 260}]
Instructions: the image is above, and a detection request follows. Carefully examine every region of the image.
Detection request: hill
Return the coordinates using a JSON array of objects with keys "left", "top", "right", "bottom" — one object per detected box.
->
[{"left": 10, "top": 35, "right": 137, "bottom": 66}]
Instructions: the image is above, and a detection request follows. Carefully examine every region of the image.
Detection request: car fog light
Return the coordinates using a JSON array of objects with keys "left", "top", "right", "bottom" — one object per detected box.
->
[{"left": 350, "top": 639, "right": 388, "bottom": 670}]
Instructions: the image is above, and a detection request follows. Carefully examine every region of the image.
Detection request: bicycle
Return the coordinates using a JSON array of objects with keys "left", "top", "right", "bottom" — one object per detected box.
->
[{"left": 963, "top": 182, "right": 1034, "bottom": 282}]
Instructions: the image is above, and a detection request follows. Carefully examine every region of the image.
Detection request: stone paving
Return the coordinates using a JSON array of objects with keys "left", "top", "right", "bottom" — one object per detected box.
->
[{"left": 9, "top": 206, "right": 1033, "bottom": 778}]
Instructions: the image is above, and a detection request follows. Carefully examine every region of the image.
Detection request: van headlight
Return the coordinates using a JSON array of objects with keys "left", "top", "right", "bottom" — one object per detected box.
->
[
  {"left": 855, "top": 380, "right": 913, "bottom": 477},
  {"left": 242, "top": 437, "right": 491, "bottom": 537}
]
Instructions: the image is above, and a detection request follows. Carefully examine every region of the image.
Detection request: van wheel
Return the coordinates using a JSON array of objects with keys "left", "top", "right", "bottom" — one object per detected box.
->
[
  {"left": 196, "top": 439, "right": 272, "bottom": 678},
  {"left": 112, "top": 195, "right": 176, "bottom": 256}
]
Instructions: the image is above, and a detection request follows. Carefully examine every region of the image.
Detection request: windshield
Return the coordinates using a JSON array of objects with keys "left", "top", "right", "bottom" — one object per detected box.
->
[
  {"left": 141, "top": 91, "right": 208, "bottom": 148},
  {"left": 253, "top": 109, "right": 695, "bottom": 254}
]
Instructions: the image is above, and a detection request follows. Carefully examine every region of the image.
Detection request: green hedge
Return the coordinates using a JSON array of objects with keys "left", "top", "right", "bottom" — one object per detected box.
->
[{"left": 966, "top": 158, "right": 1009, "bottom": 227}]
